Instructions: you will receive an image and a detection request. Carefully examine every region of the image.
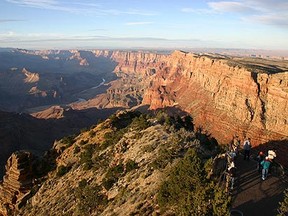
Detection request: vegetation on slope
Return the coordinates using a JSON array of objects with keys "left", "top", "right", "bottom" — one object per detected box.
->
[
  {"left": 278, "top": 188, "right": 288, "bottom": 216},
  {"left": 19, "top": 110, "right": 231, "bottom": 216},
  {"left": 158, "top": 148, "right": 230, "bottom": 215}
]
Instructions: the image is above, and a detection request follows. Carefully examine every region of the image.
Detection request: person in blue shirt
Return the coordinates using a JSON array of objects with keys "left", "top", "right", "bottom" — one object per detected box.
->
[{"left": 261, "top": 157, "right": 271, "bottom": 180}]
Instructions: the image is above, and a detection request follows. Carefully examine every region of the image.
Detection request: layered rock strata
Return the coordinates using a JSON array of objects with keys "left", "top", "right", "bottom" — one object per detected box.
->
[
  {"left": 140, "top": 51, "right": 288, "bottom": 145},
  {"left": 0, "top": 151, "right": 34, "bottom": 216},
  {"left": 94, "top": 50, "right": 287, "bottom": 145}
]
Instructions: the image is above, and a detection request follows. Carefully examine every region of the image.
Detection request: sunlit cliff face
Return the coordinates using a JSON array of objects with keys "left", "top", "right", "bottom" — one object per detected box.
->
[{"left": 110, "top": 50, "right": 288, "bottom": 145}]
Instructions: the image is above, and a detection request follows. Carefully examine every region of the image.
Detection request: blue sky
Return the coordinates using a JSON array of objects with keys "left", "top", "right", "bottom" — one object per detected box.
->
[{"left": 0, "top": 0, "right": 287, "bottom": 50}]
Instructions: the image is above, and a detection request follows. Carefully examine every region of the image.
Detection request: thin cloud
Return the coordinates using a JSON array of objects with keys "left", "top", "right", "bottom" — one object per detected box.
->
[
  {"left": 0, "top": 31, "right": 267, "bottom": 49},
  {"left": 0, "top": 32, "right": 199, "bottom": 43},
  {"left": 246, "top": 0, "right": 288, "bottom": 11},
  {"left": 208, "top": 1, "right": 257, "bottom": 14},
  {"left": 6, "top": 0, "right": 83, "bottom": 13},
  {"left": 6, "top": 0, "right": 58, "bottom": 8},
  {"left": 0, "top": 19, "right": 25, "bottom": 23},
  {"left": 181, "top": 7, "right": 214, "bottom": 14},
  {"left": 244, "top": 14, "right": 288, "bottom": 26},
  {"left": 5, "top": 0, "right": 157, "bottom": 16},
  {"left": 125, "top": 22, "right": 154, "bottom": 26},
  {"left": 206, "top": 0, "right": 288, "bottom": 27},
  {"left": 88, "top": 29, "right": 109, "bottom": 32}
]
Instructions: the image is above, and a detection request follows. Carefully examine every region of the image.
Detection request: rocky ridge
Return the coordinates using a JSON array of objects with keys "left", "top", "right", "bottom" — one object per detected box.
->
[
  {"left": 0, "top": 151, "right": 34, "bottom": 215},
  {"left": 2, "top": 111, "right": 229, "bottom": 216}
]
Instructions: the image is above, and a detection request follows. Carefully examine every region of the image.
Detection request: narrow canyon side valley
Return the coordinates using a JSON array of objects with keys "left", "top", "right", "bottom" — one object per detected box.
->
[{"left": 0, "top": 48, "right": 287, "bottom": 215}]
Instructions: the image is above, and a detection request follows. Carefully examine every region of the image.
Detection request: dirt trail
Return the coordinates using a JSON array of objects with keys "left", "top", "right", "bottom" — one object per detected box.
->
[{"left": 231, "top": 155, "right": 287, "bottom": 216}]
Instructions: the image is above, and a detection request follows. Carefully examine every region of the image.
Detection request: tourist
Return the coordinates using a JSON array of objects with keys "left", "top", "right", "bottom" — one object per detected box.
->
[
  {"left": 243, "top": 138, "right": 251, "bottom": 160},
  {"left": 267, "top": 149, "right": 277, "bottom": 174},
  {"left": 256, "top": 151, "right": 265, "bottom": 173},
  {"left": 261, "top": 157, "right": 271, "bottom": 180},
  {"left": 226, "top": 161, "right": 237, "bottom": 192},
  {"left": 232, "top": 135, "right": 240, "bottom": 156},
  {"left": 227, "top": 151, "right": 236, "bottom": 164}
]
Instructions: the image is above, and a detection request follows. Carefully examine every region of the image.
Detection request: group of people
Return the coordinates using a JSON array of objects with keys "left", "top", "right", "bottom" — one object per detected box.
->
[
  {"left": 225, "top": 136, "right": 241, "bottom": 192},
  {"left": 225, "top": 136, "right": 277, "bottom": 192}
]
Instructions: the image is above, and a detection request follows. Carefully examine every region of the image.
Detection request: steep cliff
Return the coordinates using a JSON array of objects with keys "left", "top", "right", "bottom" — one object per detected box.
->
[{"left": 99, "top": 50, "right": 287, "bottom": 145}]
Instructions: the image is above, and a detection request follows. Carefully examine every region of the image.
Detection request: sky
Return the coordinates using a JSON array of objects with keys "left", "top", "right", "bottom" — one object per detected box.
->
[{"left": 0, "top": 0, "right": 287, "bottom": 50}]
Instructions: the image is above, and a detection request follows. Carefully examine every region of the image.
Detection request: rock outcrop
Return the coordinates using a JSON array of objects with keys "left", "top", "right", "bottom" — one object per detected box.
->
[
  {"left": 0, "top": 151, "right": 34, "bottom": 216},
  {"left": 22, "top": 68, "right": 39, "bottom": 83}
]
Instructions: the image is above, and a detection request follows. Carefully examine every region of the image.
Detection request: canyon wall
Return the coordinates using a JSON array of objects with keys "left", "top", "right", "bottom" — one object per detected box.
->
[{"left": 104, "top": 50, "right": 288, "bottom": 145}]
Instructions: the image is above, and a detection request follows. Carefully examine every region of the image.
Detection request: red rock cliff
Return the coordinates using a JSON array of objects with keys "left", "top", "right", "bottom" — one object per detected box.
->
[
  {"left": 141, "top": 50, "right": 288, "bottom": 145},
  {"left": 101, "top": 50, "right": 287, "bottom": 145}
]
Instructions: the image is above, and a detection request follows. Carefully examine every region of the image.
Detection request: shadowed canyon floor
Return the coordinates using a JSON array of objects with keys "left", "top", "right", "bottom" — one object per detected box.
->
[{"left": 231, "top": 154, "right": 287, "bottom": 216}]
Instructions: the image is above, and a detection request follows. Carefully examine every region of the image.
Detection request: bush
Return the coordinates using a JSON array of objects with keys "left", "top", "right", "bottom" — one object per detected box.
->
[
  {"left": 89, "top": 130, "right": 96, "bottom": 137},
  {"left": 74, "top": 146, "right": 80, "bottom": 154},
  {"left": 278, "top": 189, "right": 288, "bottom": 216},
  {"left": 56, "top": 165, "right": 71, "bottom": 177},
  {"left": 80, "top": 127, "right": 88, "bottom": 133},
  {"left": 110, "top": 111, "right": 141, "bottom": 129},
  {"left": 62, "top": 135, "right": 76, "bottom": 146},
  {"left": 79, "top": 140, "right": 88, "bottom": 146},
  {"left": 150, "top": 148, "right": 175, "bottom": 170},
  {"left": 75, "top": 183, "right": 107, "bottom": 214},
  {"left": 183, "top": 115, "right": 194, "bottom": 131},
  {"left": 80, "top": 144, "right": 94, "bottom": 170},
  {"left": 78, "top": 179, "right": 88, "bottom": 189},
  {"left": 155, "top": 110, "right": 169, "bottom": 124},
  {"left": 130, "top": 114, "right": 150, "bottom": 131},
  {"left": 125, "top": 159, "right": 138, "bottom": 172},
  {"left": 101, "top": 128, "right": 127, "bottom": 149},
  {"left": 157, "top": 148, "right": 231, "bottom": 215},
  {"left": 102, "top": 163, "right": 124, "bottom": 190}
]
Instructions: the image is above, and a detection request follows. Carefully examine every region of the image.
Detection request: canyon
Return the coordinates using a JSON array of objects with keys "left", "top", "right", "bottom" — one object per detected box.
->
[
  {"left": 0, "top": 48, "right": 287, "bottom": 215},
  {"left": 0, "top": 48, "right": 287, "bottom": 168},
  {"left": 94, "top": 50, "right": 288, "bottom": 146}
]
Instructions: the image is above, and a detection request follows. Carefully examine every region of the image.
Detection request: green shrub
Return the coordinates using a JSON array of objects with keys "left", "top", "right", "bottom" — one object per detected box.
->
[
  {"left": 80, "top": 127, "right": 88, "bottom": 133},
  {"left": 62, "top": 135, "right": 76, "bottom": 146},
  {"left": 130, "top": 114, "right": 150, "bottom": 131},
  {"left": 102, "top": 163, "right": 124, "bottom": 190},
  {"left": 89, "top": 130, "right": 96, "bottom": 137},
  {"left": 80, "top": 144, "right": 94, "bottom": 170},
  {"left": 110, "top": 111, "right": 141, "bottom": 129},
  {"left": 56, "top": 165, "right": 71, "bottom": 177},
  {"left": 74, "top": 146, "right": 80, "bottom": 154},
  {"left": 78, "top": 179, "right": 88, "bottom": 189},
  {"left": 183, "top": 115, "right": 194, "bottom": 131},
  {"left": 278, "top": 189, "right": 288, "bottom": 216},
  {"left": 157, "top": 148, "right": 231, "bottom": 215},
  {"left": 75, "top": 184, "right": 108, "bottom": 214},
  {"left": 101, "top": 128, "right": 127, "bottom": 149},
  {"left": 150, "top": 148, "right": 175, "bottom": 170},
  {"left": 79, "top": 140, "right": 88, "bottom": 146},
  {"left": 125, "top": 159, "right": 138, "bottom": 172},
  {"left": 155, "top": 110, "right": 168, "bottom": 124}
]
